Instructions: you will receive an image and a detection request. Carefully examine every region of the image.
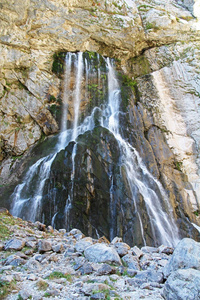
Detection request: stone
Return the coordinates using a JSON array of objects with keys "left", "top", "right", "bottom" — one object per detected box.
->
[
  {"left": 84, "top": 243, "right": 121, "bottom": 265},
  {"left": 111, "top": 237, "right": 123, "bottom": 244},
  {"left": 141, "top": 246, "right": 159, "bottom": 253},
  {"left": 75, "top": 239, "right": 93, "bottom": 253},
  {"left": 24, "top": 249, "right": 34, "bottom": 256},
  {"left": 98, "top": 236, "right": 110, "bottom": 244},
  {"left": 52, "top": 243, "right": 64, "bottom": 253},
  {"left": 141, "top": 283, "right": 153, "bottom": 290},
  {"left": 91, "top": 293, "right": 105, "bottom": 299},
  {"left": 158, "top": 245, "right": 174, "bottom": 255},
  {"left": 34, "top": 254, "right": 46, "bottom": 262},
  {"left": 47, "top": 225, "right": 54, "bottom": 233},
  {"left": 127, "top": 269, "right": 138, "bottom": 277},
  {"left": 5, "top": 255, "right": 26, "bottom": 266},
  {"left": 0, "top": 275, "right": 14, "bottom": 283},
  {"left": 69, "top": 228, "right": 82, "bottom": 236},
  {"left": 134, "top": 270, "right": 164, "bottom": 285},
  {"left": 34, "top": 221, "right": 46, "bottom": 231},
  {"left": 131, "top": 246, "right": 144, "bottom": 258},
  {"left": 113, "top": 242, "right": 130, "bottom": 257},
  {"left": 73, "top": 256, "right": 86, "bottom": 271},
  {"left": 27, "top": 274, "right": 37, "bottom": 281},
  {"left": 96, "top": 264, "right": 115, "bottom": 275},
  {"left": 59, "top": 228, "right": 66, "bottom": 234},
  {"left": 121, "top": 254, "right": 140, "bottom": 270},
  {"left": 18, "top": 289, "right": 31, "bottom": 300},
  {"left": 64, "top": 246, "right": 75, "bottom": 256},
  {"left": 13, "top": 274, "right": 23, "bottom": 281},
  {"left": 25, "top": 258, "right": 42, "bottom": 272},
  {"left": 163, "top": 268, "right": 200, "bottom": 300},
  {"left": 38, "top": 240, "right": 52, "bottom": 253},
  {"left": 79, "top": 262, "right": 94, "bottom": 275},
  {"left": 45, "top": 289, "right": 60, "bottom": 296},
  {"left": 163, "top": 238, "right": 200, "bottom": 278},
  {"left": 25, "top": 241, "right": 36, "bottom": 248},
  {"left": 4, "top": 238, "right": 25, "bottom": 251}
]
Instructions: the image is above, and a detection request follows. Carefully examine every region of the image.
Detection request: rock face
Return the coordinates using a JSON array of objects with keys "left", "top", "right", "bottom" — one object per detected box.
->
[{"left": 0, "top": 0, "right": 200, "bottom": 246}]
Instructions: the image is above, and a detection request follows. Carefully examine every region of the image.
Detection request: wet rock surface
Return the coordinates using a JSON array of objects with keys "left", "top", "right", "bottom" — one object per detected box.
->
[{"left": 1, "top": 211, "right": 200, "bottom": 300}]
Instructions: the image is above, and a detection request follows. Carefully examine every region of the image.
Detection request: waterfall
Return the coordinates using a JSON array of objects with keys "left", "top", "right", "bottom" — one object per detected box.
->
[{"left": 10, "top": 52, "right": 180, "bottom": 247}]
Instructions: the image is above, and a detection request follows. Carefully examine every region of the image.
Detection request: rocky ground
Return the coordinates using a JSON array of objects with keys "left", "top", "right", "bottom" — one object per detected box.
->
[{"left": 0, "top": 210, "right": 200, "bottom": 300}]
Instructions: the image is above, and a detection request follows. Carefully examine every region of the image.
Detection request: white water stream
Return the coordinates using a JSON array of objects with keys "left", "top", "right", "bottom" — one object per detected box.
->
[{"left": 10, "top": 52, "right": 179, "bottom": 246}]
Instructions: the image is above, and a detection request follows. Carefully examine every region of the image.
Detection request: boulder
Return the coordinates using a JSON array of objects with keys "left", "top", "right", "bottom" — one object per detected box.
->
[
  {"left": 134, "top": 270, "right": 164, "bottom": 285},
  {"left": 5, "top": 255, "right": 26, "bottom": 266},
  {"left": 113, "top": 242, "right": 130, "bottom": 257},
  {"left": 75, "top": 238, "right": 93, "bottom": 253},
  {"left": 131, "top": 246, "right": 144, "bottom": 258},
  {"left": 163, "top": 238, "right": 200, "bottom": 277},
  {"left": 84, "top": 243, "right": 121, "bottom": 265},
  {"left": 4, "top": 238, "right": 25, "bottom": 251},
  {"left": 141, "top": 246, "right": 159, "bottom": 253},
  {"left": 121, "top": 254, "right": 140, "bottom": 270},
  {"left": 163, "top": 268, "right": 200, "bottom": 300},
  {"left": 52, "top": 243, "right": 64, "bottom": 253},
  {"left": 79, "top": 262, "right": 94, "bottom": 275},
  {"left": 96, "top": 263, "right": 115, "bottom": 276},
  {"left": 158, "top": 245, "right": 174, "bottom": 255},
  {"left": 37, "top": 240, "right": 52, "bottom": 253}
]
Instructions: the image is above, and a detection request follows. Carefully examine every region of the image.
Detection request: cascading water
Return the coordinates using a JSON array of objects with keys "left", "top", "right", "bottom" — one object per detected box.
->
[{"left": 10, "top": 52, "right": 179, "bottom": 247}]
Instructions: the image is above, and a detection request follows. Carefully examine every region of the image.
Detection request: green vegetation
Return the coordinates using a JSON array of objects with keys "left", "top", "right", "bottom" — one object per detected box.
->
[
  {"left": 44, "top": 292, "right": 51, "bottom": 298},
  {"left": 121, "top": 74, "right": 137, "bottom": 90},
  {"left": 118, "top": 73, "right": 139, "bottom": 109},
  {"left": 194, "top": 211, "right": 199, "bottom": 217},
  {"left": 45, "top": 271, "right": 72, "bottom": 282},
  {"left": 92, "top": 288, "right": 111, "bottom": 300},
  {"left": 52, "top": 52, "right": 66, "bottom": 77},
  {"left": 146, "top": 22, "right": 154, "bottom": 30},
  {"left": 0, "top": 224, "right": 10, "bottom": 240},
  {"left": 11, "top": 155, "right": 23, "bottom": 161},
  {"left": 175, "top": 161, "right": 183, "bottom": 172},
  {"left": 0, "top": 279, "right": 17, "bottom": 299},
  {"left": 112, "top": 1, "right": 123, "bottom": 10},
  {"left": 138, "top": 4, "right": 153, "bottom": 11},
  {"left": 0, "top": 212, "right": 15, "bottom": 240}
]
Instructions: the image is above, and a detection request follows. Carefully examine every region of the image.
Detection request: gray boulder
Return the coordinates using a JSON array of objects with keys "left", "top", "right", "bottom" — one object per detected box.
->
[
  {"left": 79, "top": 262, "right": 94, "bottom": 275},
  {"left": 163, "top": 238, "right": 200, "bottom": 277},
  {"left": 4, "top": 238, "right": 25, "bottom": 251},
  {"left": 121, "top": 253, "right": 140, "bottom": 270},
  {"left": 52, "top": 243, "right": 64, "bottom": 253},
  {"left": 38, "top": 240, "right": 52, "bottom": 253},
  {"left": 5, "top": 255, "right": 26, "bottom": 266},
  {"left": 134, "top": 270, "right": 164, "bottom": 285},
  {"left": 96, "top": 263, "right": 115, "bottom": 275},
  {"left": 163, "top": 268, "right": 200, "bottom": 300},
  {"left": 113, "top": 242, "right": 130, "bottom": 257},
  {"left": 75, "top": 238, "right": 93, "bottom": 253},
  {"left": 131, "top": 246, "right": 144, "bottom": 258},
  {"left": 84, "top": 243, "right": 121, "bottom": 265}
]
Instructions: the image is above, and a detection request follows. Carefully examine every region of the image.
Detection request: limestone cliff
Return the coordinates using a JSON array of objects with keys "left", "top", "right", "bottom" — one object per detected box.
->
[{"left": 0, "top": 0, "right": 200, "bottom": 240}]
